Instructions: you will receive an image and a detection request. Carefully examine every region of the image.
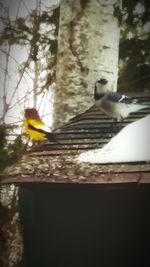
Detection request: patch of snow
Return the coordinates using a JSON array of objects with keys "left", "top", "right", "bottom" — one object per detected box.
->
[{"left": 76, "top": 115, "right": 150, "bottom": 163}]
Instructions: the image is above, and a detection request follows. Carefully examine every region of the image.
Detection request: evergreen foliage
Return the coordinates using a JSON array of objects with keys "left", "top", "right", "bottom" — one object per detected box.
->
[{"left": 119, "top": 0, "right": 150, "bottom": 92}]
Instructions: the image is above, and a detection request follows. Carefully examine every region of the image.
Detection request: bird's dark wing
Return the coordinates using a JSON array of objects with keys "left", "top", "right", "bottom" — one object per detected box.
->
[
  {"left": 106, "top": 93, "right": 138, "bottom": 104},
  {"left": 28, "top": 122, "right": 59, "bottom": 143},
  {"left": 28, "top": 122, "right": 47, "bottom": 134}
]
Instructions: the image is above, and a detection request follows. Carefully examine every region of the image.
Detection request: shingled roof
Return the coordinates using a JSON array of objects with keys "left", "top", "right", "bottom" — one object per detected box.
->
[{"left": 2, "top": 95, "right": 150, "bottom": 184}]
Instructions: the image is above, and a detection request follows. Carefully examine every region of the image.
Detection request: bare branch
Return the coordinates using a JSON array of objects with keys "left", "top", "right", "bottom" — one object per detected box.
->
[
  {"left": 8, "top": 52, "right": 32, "bottom": 108},
  {"left": 2, "top": 44, "right": 11, "bottom": 121},
  {"left": 0, "top": 47, "right": 33, "bottom": 80}
]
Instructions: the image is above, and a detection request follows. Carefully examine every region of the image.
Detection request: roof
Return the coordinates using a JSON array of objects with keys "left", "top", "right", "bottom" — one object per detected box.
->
[{"left": 2, "top": 95, "right": 150, "bottom": 185}]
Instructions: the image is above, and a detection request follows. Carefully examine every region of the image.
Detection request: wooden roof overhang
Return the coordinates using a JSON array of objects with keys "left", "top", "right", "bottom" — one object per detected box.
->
[{"left": 2, "top": 96, "right": 150, "bottom": 185}]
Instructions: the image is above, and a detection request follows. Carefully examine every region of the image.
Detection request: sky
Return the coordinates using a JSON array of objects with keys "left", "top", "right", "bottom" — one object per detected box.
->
[
  {"left": 5, "top": 0, "right": 59, "bottom": 20},
  {"left": 0, "top": 0, "right": 60, "bottom": 137}
]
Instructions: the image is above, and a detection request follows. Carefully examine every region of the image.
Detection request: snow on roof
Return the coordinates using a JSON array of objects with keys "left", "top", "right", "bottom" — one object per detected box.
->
[{"left": 77, "top": 115, "right": 150, "bottom": 164}]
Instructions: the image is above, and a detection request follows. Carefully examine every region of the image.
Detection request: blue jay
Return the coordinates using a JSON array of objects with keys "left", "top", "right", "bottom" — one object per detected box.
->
[{"left": 94, "top": 79, "right": 149, "bottom": 121}]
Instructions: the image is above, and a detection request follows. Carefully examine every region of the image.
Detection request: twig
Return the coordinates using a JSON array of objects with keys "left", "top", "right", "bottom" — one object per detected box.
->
[{"left": 2, "top": 44, "right": 11, "bottom": 122}]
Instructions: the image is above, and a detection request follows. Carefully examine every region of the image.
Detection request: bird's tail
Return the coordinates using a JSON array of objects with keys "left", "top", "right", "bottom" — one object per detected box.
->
[{"left": 45, "top": 132, "right": 60, "bottom": 143}]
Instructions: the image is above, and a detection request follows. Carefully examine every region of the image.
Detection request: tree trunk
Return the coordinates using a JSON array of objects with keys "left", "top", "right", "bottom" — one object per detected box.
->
[{"left": 53, "top": 0, "right": 121, "bottom": 127}]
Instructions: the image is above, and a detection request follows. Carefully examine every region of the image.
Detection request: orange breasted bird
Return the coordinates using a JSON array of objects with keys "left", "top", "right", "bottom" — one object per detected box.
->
[{"left": 23, "top": 108, "right": 58, "bottom": 143}]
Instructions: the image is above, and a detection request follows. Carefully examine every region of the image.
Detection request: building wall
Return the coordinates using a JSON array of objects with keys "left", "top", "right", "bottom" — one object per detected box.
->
[{"left": 19, "top": 183, "right": 150, "bottom": 267}]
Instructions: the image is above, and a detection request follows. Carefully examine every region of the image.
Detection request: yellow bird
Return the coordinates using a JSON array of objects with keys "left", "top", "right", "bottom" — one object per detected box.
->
[{"left": 23, "top": 108, "right": 58, "bottom": 143}]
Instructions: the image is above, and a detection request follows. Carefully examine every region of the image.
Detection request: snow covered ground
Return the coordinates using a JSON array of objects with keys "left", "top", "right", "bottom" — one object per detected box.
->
[{"left": 77, "top": 115, "right": 150, "bottom": 164}]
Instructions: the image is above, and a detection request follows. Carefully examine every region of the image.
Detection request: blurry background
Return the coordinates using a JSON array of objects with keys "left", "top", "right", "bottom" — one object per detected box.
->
[
  {"left": 0, "top": 0, "right": 150, "bottom": 142},
  {"left": 0, "top": 1, "right": 150, "bottom": 267},
  {"left": 0, "top": 0, "right": 60, "bottom": 138}
]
